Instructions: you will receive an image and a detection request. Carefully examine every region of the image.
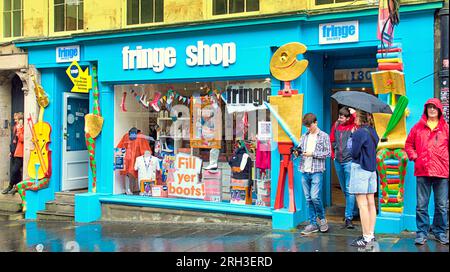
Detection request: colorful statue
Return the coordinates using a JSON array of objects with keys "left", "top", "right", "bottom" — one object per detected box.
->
[
  {"left": 84, "top": 66, "right": 104, "bottom": 193},
  {"left": 372, "top": 43, "right": 408, "bottom": 213},
  {"left": 264, "top": 42, "right": 308, "bottom": 212},
  {"left": 17, "top": 74, "right": 52, "bottom": 212}
]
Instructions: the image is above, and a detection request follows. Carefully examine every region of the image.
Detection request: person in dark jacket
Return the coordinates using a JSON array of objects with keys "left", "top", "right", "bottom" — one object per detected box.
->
[
  {"left": 348, "top": 110, "right": 379, "bottom": 247},
  {"left": 405, "top": 98, "right": 449, "bottom": 246},
  {"left": 330, "top": 107, "right": 357, "bottom": 229},
  {"left": 3, "top": 112, "right": 24, "bottom": 195}
]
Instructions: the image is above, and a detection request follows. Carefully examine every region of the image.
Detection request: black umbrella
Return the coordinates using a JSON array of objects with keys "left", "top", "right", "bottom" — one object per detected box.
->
[{"left": 331, "top": 91, "right": 392, "bottom": 114}]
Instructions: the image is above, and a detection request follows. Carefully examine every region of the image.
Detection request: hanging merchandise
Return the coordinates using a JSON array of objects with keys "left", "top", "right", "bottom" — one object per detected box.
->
[
  {"left": 165, "top": 89, "right": 176, "bottom": 110},
  {"left": 140, "top": 92, "right": 149, "bottom": 108},
  {"left": 120, "top": 91, "right": 127, "bottom": 112},
  {"left": 149, "top": 92, "right": 162, "bottom": 112},
  {"left": 85, "top": 66, "right": 104, "bottom": 193},
  {"left": 255, "top": 140, "right": 271, "bottom": 172},
  {"left": 130, "top": 89, "right": 149, "bottom": 109}
]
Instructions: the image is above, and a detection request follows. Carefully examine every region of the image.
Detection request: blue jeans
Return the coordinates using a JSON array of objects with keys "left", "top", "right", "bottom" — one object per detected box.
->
[
  {"left": 301, "top": 172, "right": 326, "bottom": 225},
  {"left": 416, "top": 177, "right": 449, "bottom": 237},
  {"left": 334, "top": 160, "right": 357, "bottom": 220}
]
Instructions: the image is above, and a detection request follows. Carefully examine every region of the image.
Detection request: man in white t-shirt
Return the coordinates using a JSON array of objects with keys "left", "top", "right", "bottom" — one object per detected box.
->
[{"left": 297, "top": 113, "right": 331, "bottom": 235}]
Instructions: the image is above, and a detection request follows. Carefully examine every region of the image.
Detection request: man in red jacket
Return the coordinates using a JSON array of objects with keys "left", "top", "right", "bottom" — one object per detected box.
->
[
  {"left": 330, "top": 107, "right": 358, "bottom": 229},
  {"left": 405, "top": 98, "right": 449, "bottom": 245}
]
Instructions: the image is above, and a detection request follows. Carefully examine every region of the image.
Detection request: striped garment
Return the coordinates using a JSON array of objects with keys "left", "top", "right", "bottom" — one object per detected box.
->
[{"left": 298, "top": 129, "right": 331, "bottom": 173}]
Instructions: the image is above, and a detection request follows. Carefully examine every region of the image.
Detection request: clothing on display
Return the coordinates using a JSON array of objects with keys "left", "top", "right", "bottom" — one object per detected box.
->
[
  {"left": 255, "top": 140, "right": 270, "bottom": 170},
  {"left": 229, "top": 146, "right": 252, "bottom": 181},
  {"left": 116, "top": 127, "right": 152, "bottom": 178},
  {"left": 134, "top": 151, "right": 160, "bottom": 184}
]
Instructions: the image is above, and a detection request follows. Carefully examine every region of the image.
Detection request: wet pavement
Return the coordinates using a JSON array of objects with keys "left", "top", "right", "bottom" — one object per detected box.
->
[{"left": 0, "top": 220, "right": 448, "bottom": 252}]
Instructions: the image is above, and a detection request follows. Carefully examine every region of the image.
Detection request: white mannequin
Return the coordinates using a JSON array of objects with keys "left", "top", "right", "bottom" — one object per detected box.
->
[{"left": 134, "top": 150, "right": 160, "bottom": 192}]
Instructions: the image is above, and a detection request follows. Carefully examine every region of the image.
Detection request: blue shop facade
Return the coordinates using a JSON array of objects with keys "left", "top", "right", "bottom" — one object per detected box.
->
[{"left": 15, "top": 2, "right": 440, "bottom": 233}]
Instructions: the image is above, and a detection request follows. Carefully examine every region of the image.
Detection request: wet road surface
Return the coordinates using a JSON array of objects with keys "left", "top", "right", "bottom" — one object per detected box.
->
[{"left": 0, "top": 220, "right": 448, "bottom": 252}]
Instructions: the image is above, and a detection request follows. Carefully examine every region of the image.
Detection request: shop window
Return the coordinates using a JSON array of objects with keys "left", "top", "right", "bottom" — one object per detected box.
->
[
  {"left": 2, "top": 0, "right": 23, "bottom": 38},
  {"left": 213, "top": 0, "right": 259, "bottom": 15},
  {"left": 54, "top": 0, "right": 84, "bottom": 32},
  {"left": 113, "top": 80, "right": 271, "bottom": 207},
  {"left": 126, "top": 0, "right": 164, "bottom": 25}
]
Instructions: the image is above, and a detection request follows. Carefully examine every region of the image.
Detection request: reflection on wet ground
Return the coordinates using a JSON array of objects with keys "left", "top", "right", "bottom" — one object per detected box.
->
[{"left": 0, "top": 220, "right": 448, "bottom": 252}]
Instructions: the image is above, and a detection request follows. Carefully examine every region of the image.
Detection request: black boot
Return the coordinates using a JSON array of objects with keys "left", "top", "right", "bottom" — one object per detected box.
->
[
  {"left": 8, "top": 185, "right": 17, "bottom": 195},
  {"left": 2, "top": 185, "right": 12, "bottom": 194}
]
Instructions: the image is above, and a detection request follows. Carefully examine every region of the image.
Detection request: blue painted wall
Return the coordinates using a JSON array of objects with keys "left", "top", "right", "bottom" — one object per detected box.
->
[{"left": 19, "top": 6, "right": 437, "bottom": 232}]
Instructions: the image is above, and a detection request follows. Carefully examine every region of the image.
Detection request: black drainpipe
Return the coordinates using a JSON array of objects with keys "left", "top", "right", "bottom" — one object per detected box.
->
[{"left": 438, "top": 2, "right": 449, "bottom": 123}]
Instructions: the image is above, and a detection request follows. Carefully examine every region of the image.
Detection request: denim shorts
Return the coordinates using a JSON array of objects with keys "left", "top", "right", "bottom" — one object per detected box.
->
[{"left": 349, "top": 163, "right": 377, "bottom": 194}]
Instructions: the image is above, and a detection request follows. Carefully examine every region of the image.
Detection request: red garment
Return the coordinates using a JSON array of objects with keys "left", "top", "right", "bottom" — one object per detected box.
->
[
  {"left": 255, "top": 140, "right": 270, "bottom": 170},
  {"left": 13, "top": 125, "right": 24, "bottom": 158},
  {"left": 405, "top": 98, "right": 449, "bottom": 178},
  {"left": 330, "top": 112, "right": 356, "bottom": 160},
  {"left": 116, "top": 132, "right": 151, "bottom": 178}
]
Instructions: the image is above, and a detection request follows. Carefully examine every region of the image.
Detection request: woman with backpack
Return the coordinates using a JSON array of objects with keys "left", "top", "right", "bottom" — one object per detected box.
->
[{"left": 348, "top": 110, "right": 379, "bottom": 247}]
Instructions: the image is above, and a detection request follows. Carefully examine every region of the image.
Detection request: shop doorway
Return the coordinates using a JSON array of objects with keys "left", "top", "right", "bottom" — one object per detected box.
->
[
  {"left": 9, "top": 74, "right": 24, "bottom": 186},
  {"left": 323, "top": 47, "right": 378, "bottom": 219},
  {"left": 61, "top": 92, "right": 89, "bottom": 191},
  {"left": 330, "top": 87, "right": 374, "bottom": 209}
]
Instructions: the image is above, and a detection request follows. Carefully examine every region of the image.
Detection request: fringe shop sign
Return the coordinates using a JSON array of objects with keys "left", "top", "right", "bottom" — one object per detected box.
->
[
  {"left": 168, "top": 153, "right": 204, "bottom": 199},
  {"left": 122, "top": 41, "right": 236, "bottom": 73}
]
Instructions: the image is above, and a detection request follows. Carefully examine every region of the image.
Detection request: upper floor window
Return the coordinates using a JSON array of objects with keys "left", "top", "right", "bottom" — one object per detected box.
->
[
  {"left": 315, "top": 0, "right": 354, "bottom": 4},
  {"left": 3, "top": 0, "right": 23, "bottom": 37},
  {"left": 213, "top": 0, "right": 259, "bottom": 15},
  {"left": 127, "top": 0, "right": 164, "bottom": 25},
  {"left": 54, "top": 0, "right": 84, "bottom": 32}
]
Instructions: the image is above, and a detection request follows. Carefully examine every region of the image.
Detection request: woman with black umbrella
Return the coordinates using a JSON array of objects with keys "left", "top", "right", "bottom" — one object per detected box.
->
[{"left": 348, "top": 110, "right": 379, "bottom": 247}]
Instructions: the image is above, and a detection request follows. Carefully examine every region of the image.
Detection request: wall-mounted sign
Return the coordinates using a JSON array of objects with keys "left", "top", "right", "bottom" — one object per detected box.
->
[
  {"left": 56, "top": 45, "right": 80, "bottom": 63},
  {"left": 66, "top": 61, "right": 92, "bottom": 93},
  {"left": 319, "top": 21, "right": 359, "bottom": 45},
  {"left": 122, "top": 41, "right": 236, "bottom": 73},
  {"left": 334, "top": 68, "right": 376, "bottom": 83},
  {"left": 223, "top": 82, "right": 271, "bottom": 113}
]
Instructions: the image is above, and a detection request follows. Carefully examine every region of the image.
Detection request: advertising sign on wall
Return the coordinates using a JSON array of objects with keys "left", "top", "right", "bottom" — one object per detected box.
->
[
  {"left": 56, "top": 45, "right": 80, "bottom": 63},
  {"left": 223, "top": 81, "right": 271, "bottom": 113},
  {"left": 319, "top": 21, "right": 359, "bottom": 45},
  {"left": 168, "top": 153, "right": 204, "bottom": 199}
]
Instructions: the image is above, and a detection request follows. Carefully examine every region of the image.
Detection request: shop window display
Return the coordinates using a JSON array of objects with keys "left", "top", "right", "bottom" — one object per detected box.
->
[{"left": 113, "top": 80, "right": 272, "bottom": 207}]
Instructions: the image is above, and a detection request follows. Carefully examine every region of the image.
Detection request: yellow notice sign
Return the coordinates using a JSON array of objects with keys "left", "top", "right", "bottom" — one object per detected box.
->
[{"left": 66, "top": 61, "right": 92, "bottom": 93}]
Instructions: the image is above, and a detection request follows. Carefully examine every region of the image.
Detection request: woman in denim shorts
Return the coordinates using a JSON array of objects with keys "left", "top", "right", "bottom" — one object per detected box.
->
[{"left": 348, "top": 110, "right": 379, "bottom": 247}]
